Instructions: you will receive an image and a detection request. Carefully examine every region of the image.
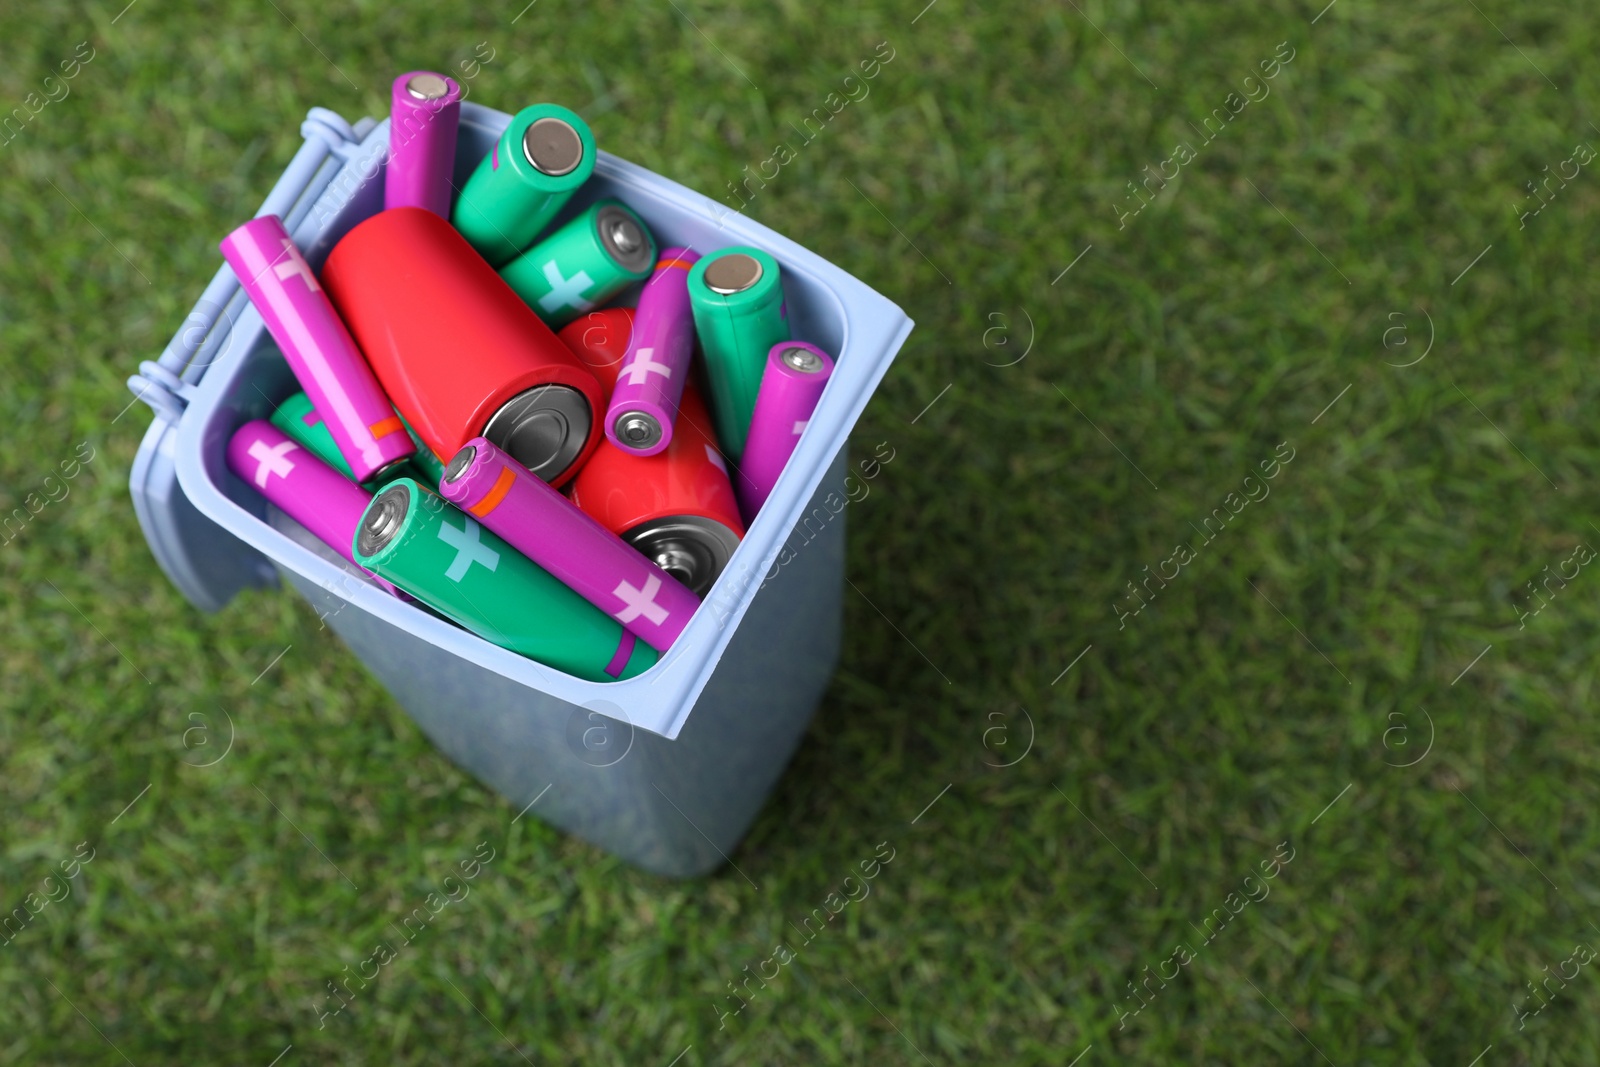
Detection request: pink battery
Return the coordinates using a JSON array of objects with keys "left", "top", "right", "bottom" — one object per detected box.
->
[
  {"left": 220, "top": 216, "right": 415, "bottom": 483},
  {"left": 226, "top": 420, "right": 401, "bottom": 597},
  {"left": 440, "top": 436, "right": 700, "bottom": 653},
  {"left": 737, "top": 341, "right": 835, "bottom": 521},
  {"left": 603, "top": 248, "right": 700, "bottom": 457},
  {"left": 385, "top": 71, "right": 463, "bottom": 217}
]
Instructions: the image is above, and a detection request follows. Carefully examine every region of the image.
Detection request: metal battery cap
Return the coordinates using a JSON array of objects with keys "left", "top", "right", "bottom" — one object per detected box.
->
[
  {"left": 780, "top": 345, "right": 824, "bottom": 374},
  {"left": 613, "top": 412, "right": 662, "bottom": 451},
  {"left": 522, "top": 117, "right": 584, "bottom": 176},
  {"left": 703, "top": 252, "right": 762, "bottom": 295},
  {"left": 443, "top": 444, "right": 476, "bottom": 484},
  {"left": 405, "top": 73, "right": 451, "bottom": 100},
  {"left": 623, "top": 515, "right": 741, "bottom": 597},
  {"left": 596, "top": 204, "right": 652, "bottom": 273},
  {"left": 359, "top": 483, "right": 411, "bottom": 557},
  {"left": 482, "top": 385, "right": 592, "bottom": 482}
]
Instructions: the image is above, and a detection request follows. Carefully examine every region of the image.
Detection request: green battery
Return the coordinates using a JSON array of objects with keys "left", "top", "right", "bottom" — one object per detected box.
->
[
  {"left": 271, "top": 391, "right": 358, "bottom": 479},
  {"left": 451, "top": 103, "right": 597, "bottom": 267},
  {"left": 686, "top": 247, "right": 789, "bottom": 460},
  {"left": 499, "top": 199, "right": 656, "bottom": 330},
  {"left": 352, "top": 479, "right": 657, "bottom": 681}
]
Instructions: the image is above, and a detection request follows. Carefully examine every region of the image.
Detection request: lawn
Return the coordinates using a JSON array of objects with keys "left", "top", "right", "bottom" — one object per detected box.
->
[{"left": 2, "top": 0, "right": 1599, "bottom": 1063}]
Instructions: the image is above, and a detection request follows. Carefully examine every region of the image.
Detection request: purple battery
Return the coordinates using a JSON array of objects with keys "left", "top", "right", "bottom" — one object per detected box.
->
[
  {"left": 385, "top": 71, "right": 463, "bottom": 217},
  {"left": 220, "top": 215, "right": 415, "bottom": 483},
  {"left": 440, "top": 436, "right": 701, "bottom": 652},
  {"left": 226, "top": 419, "right": 401, "bottom": 597},
  {"left": 737, "top": 341, "right": 835, "bottom": 521},
  {"left": 603, "top": 248, "right": 701, "bottom": 457}
]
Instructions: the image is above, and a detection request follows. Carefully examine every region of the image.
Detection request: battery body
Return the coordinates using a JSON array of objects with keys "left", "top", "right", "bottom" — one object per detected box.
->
[
  {"left": 558, "top": 307, "right": 636, "bottom": 392},
  {"left": 271, "top": 390, "right": 357, "bottom": 480},
  {"left": 353, "top": 479, "right": 656, "bottom": 680},
  {"left": 603, "top": 248, "right": 699, "bottom": 457},
  {"left": 500, "top": 199, "right": 656, "bottom": 330},
  {"left": 441, "top": 438, "right": 700, "bottom": 652},
  {"left": 385, "top": 71, "right": 462, "bottom": 218},
  {"left": 321, "top": 207, "right": 603, "bottom": 488},
  {"left": 451, "top": 103, "right": 596, "bottom": 267},
  {"left": 737, "top": 341, "right": 835, "bottom": 521},
  {"left": 686, "top": 246, "right": 789, "bottom": 461},
  {"left": 226, "top": 419, "right": 400, "bottom": 597},
  {"left": 220, "top": 215, "right": 416, "bottom": 483},
  {"left": 569, "top": 384, "right": 744, "bottom": 597}
]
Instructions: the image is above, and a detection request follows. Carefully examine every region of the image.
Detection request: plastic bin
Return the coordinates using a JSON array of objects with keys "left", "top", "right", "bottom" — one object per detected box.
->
[{"left": 127, "top": 103, "right": 912, "bottom": 877}]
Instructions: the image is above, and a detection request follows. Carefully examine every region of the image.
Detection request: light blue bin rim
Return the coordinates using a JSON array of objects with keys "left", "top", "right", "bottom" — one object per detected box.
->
[{"left": 174, "top": 102, "right": 913, "bottom": 741}]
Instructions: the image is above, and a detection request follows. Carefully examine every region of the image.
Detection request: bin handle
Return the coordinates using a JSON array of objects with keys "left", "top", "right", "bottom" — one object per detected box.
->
[{"left": 125, "top": 106, "right": 374, "bottom": 423}]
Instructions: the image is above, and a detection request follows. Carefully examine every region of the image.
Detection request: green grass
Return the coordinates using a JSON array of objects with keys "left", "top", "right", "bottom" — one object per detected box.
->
[{"left": 3, "top": 0, "right": 1600, "bottom": 1062}]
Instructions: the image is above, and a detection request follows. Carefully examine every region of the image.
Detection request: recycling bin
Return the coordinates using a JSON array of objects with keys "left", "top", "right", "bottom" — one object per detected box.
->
[{"left": 127, "top": 103, "right": 913, "bottom": 877}]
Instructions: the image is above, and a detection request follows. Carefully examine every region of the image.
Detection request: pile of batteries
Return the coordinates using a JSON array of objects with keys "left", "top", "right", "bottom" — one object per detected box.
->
[{"left": 221, "top": 72, "right": 834, "bottom": 683}]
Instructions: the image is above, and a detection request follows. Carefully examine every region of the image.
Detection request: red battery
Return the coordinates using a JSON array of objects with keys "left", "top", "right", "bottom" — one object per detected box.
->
[
  {"left": 568, "top": 383, "right": 745, "bottom": 596},
  {"left": 557, "top": 307, "right": 635, "bottom": 395},
  {"left": 321, "top": 207, "right": 604, "bottom": 488}
]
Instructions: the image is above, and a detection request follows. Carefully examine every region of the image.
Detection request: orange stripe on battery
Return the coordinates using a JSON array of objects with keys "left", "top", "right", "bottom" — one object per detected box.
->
[
  {"left": 468, "top": 466, "right": 516, "bottom": 518},
  {"left": 369, "top": 416, "right": 406, "bottom": 439},
  {"left": 656, "top": 258, "right": 696, "bottom": 272}
]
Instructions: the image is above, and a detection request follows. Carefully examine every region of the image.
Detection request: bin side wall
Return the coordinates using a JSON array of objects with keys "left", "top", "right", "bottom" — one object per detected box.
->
[
  {"left": 284, "top": 448, "right": 849, "bottom": 877},
  {"left": 131, "top": 419, "right": 276, "bottom": 612}
]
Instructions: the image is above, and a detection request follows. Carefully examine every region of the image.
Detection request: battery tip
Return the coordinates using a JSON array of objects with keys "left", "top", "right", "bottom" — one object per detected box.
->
[
  {"left": 444, "top": 444, "right": 476, "bottom": 483},
  {"left": 523, "top": 117, "right": 584, "bottom": 177},
  {"left": 405, "top": 73, "right": 451, "bottom": 101},
  {"left": 610, "top": 218, "right": 642, "bottom": 253},
  {"left": 652, "top": 544, "right": 698, "bottom": 587},
  {"left": 359, "top": 484, "right": 411, "bottom": 557},
  {"left": 484, "top": 385, "right": 591, "bottom": 483},
  {"left": 780, "top": 345, "right": 825, "bottom": 374},
  {"left": 596, "top": 204, "right": 653, "bottom": 273},
  {"left": 614, "top": 412, "right": 662, "bottom": 450},
  {"left": 703, "top": 252, "right": 763, "bottom": 295}
]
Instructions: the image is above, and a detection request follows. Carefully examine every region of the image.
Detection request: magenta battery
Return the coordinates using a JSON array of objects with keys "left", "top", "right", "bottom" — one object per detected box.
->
[
  {"left": 220, "top": 215, "right": 415, "bottom": 483},
  {"left": 737, "top": 341, "right": 835, "bottom": 521},
  {"left": 226, "top": 419, "right": 401, "bottom": 597},
  {"left": 385, "top": 71, "right": 463, "bottom": 217},
  {"left": 440, "top": 437, "right": 701, "bottom": 653},
  {"left": 603, "top": 248, "right": 700, "bottom": 457}
]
